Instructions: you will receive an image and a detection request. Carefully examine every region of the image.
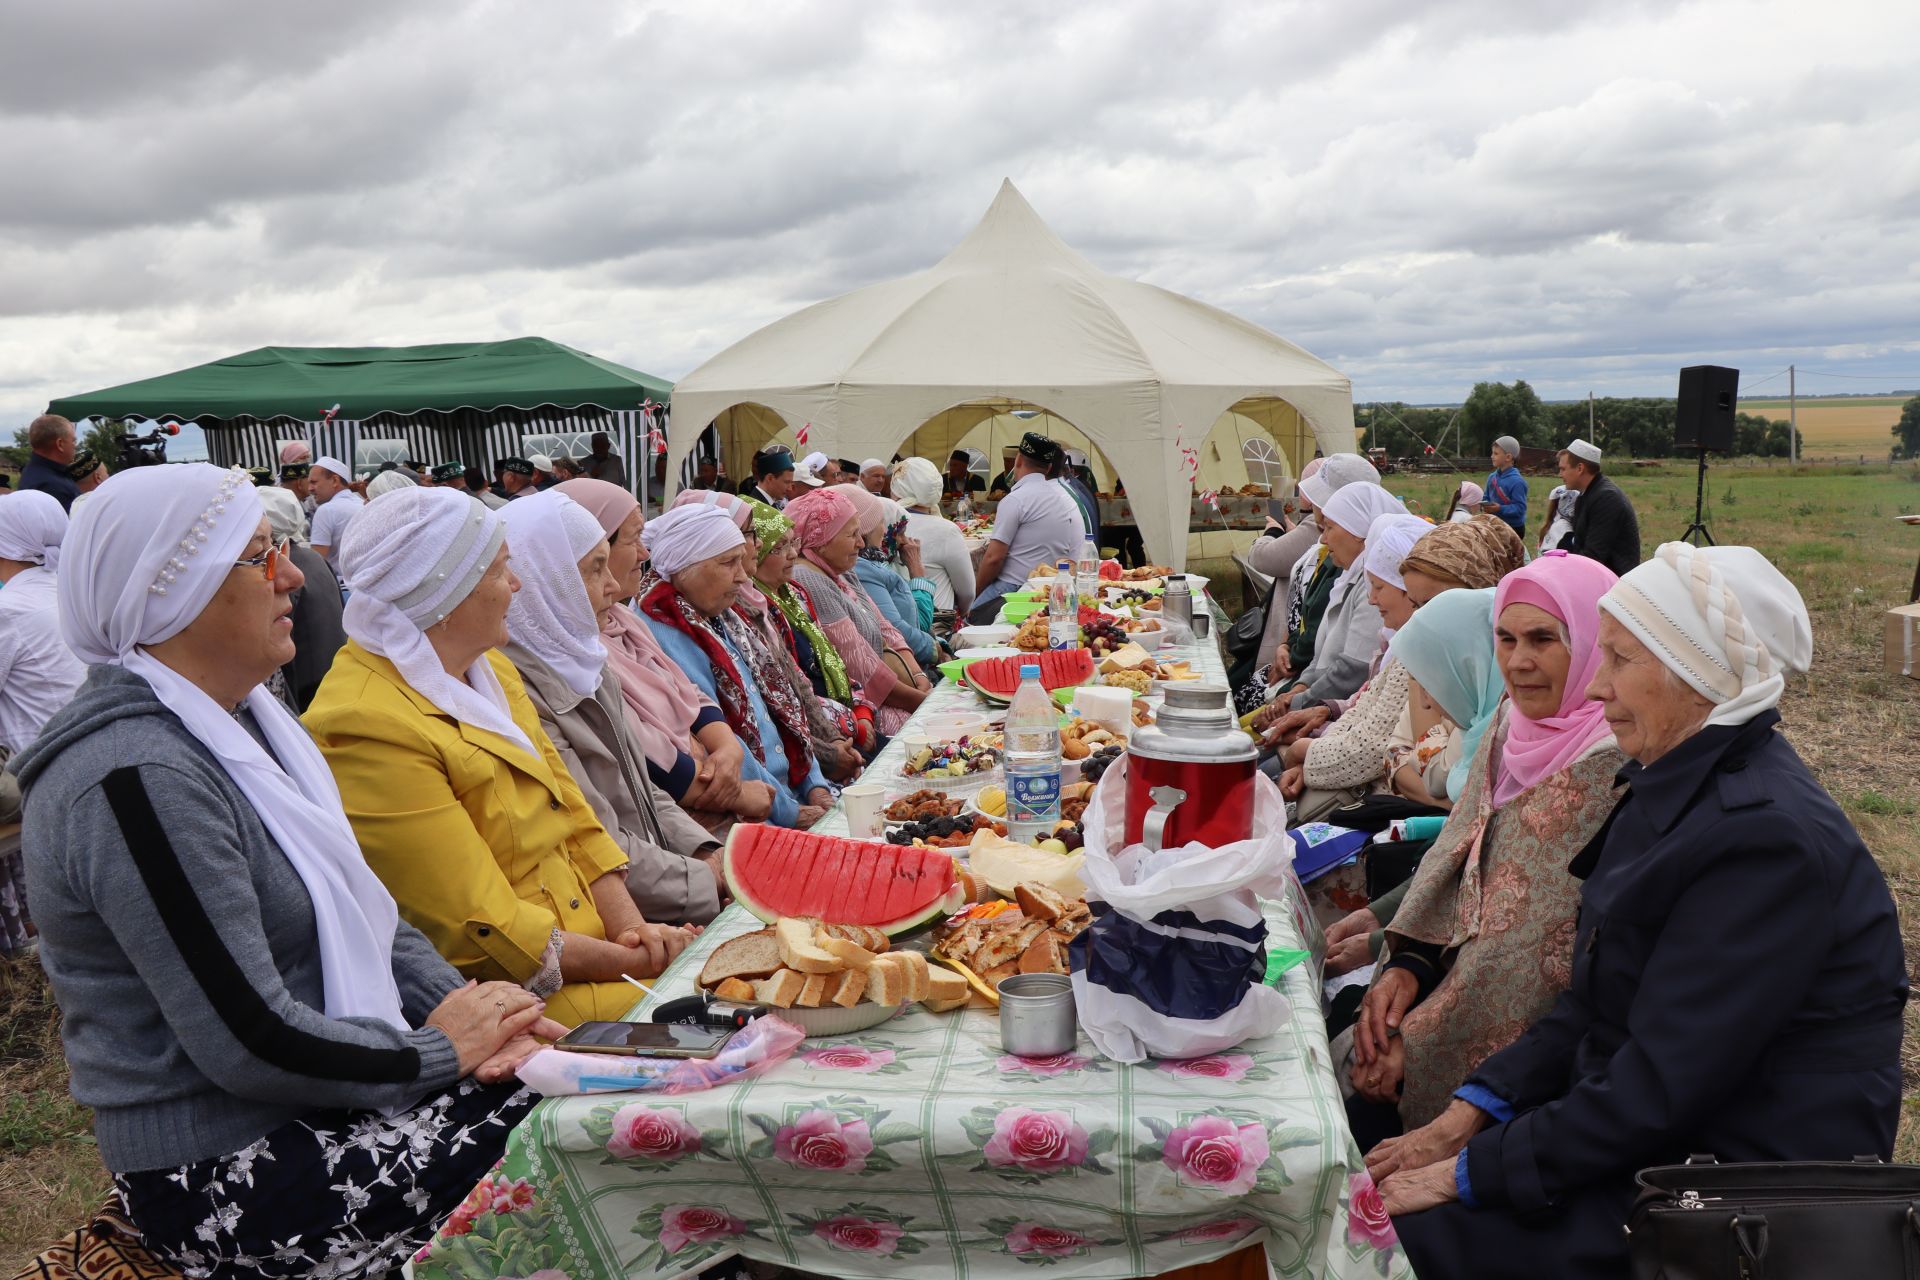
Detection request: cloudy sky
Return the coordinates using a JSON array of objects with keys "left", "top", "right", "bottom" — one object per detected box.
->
[{"left": 4, "top": 0, "right": 1918, "bottom": 450}]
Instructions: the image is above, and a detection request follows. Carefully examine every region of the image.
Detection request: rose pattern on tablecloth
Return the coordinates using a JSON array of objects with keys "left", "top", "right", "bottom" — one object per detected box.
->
[
  {"left": 979, "top": 1216, "right": 1125, "bottom": 1264},
  {"left": 749, "top": 1097, "right": 920, "bottom": 1178},
  {"left": 1345, "top": 1172, "right": 1398, "bottom": 1253},
  {"left": 581, "top": 1101, "right": 728, "bottom": 1169},
  {"left": 1137, "top": 1111, "right": 1323, "bottom": 1198},
  {"left": 798, "top": 1044, "right": 900, "bottom": 1074},
  {"left": 1151, "top": 1053, "right": 1265, "bottom": 1083},
  {"left": 958, "top": 1104, "right": 1115, "bottom": 1181},
  {"left": 791, "top": 1204, "right": 929, "bottom": 1259},
  {"left": 626, "top": 1203, "right": 761, "bottom": 1274},
  {"left": 1142, "top": 1215, "right": 1263, "bottom": 1248},
  {"left": 414, "top": 1172, "right": 565, "bottom": 1280},
  {"left": 995, "top": 1051, "right": 1107, "bottom": 1076}
]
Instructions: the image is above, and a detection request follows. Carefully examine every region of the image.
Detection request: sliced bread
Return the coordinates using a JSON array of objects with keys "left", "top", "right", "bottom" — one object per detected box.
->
[
  {"left": 894, "top": 950, "right": 932, "bottom": 1001},
  {"left": 795, "top": 972, "right": 831, "bottom": 1008},
  {"left": 698, "top": 928, "right": 783, "bottom": 989},
  {"left": 753, "top": 969, "right": 806, "bottom": 1008},
  {"left": 816, "top": 929, "right": 878, "bottom": 971},
  {"left": 924, "top": 967, "right": 969, "bottom": 1005},
  {"left": 829, "top": 969, "right": 868, "bottom": 1008},
  {"left": 866, "top": 954, "right": 911, "bottom": 1005},
  {"left": 775, "top": 917, "right": 844, "bottom": 975}
]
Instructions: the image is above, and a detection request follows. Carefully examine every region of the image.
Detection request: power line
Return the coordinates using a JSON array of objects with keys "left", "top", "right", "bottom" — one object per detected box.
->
[{"left": 1795, "top": 368, "right": 1920, "bottom": 383}]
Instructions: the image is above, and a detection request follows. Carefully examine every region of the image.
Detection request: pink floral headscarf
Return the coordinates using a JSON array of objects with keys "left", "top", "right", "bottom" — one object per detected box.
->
[
  {"left": 670, "top": 487, "right": 752, "bottom": 530},
  {"left": 784, "top": 488, "right": 860, "bottom": 573},
  {"left": 1491, "top": 549, "right": 1618, "bottom": 806}
]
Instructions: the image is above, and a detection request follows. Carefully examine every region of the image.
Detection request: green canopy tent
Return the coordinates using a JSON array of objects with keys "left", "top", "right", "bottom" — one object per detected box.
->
[{"left": 48, "top": 337, "right": 672, "bottom": 499}]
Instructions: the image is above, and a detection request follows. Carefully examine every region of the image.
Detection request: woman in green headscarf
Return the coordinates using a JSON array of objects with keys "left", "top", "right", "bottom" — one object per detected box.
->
[
  {"left": 1385, "top": 587, "right": 1505, "bottom": 810},
  {"left": 734, "top": 498, "right": 869, "bottom": 779}
]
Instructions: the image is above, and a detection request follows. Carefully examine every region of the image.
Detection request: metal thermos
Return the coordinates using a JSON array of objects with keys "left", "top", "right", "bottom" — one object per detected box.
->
[
  {"left": 1161, "top": 574, "right": 1194, "bottom": 631},
  {"left": 1123, "top": 683, "right": 1256, "bottom": 851}
]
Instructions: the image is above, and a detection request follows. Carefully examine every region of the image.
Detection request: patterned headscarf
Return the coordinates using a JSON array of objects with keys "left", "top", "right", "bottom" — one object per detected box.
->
[
  {"left": 743, "top": 496, "right": 851, "bottom": 703},
  {"left": 784, "top": 487, "right": 860, "bottom": 570},
  {"left": 744, "top": 496, "right": 794, "bottom": 562},
  {"left": 1399, "top": 514, "right": 1525, "bottom": 590}
]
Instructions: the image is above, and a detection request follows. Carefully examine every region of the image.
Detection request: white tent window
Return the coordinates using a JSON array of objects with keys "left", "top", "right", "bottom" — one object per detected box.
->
[
  {"left": 523, "top": 430, "right": 593, "bottom": 461},
  {"left": 666, "top": 180, "right": 1354, "bottom": 567},
  {"left": 355, "top": 438, "right": 409, "bottom": 476},
  {"left": 1242, "top": 438, "right": 1288, "bottom": 488}
]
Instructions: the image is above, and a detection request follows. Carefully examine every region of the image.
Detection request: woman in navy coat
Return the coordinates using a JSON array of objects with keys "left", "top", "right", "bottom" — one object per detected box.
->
[{"left": 1368, "top": 543, "right": 1908, "bottom": 1280}]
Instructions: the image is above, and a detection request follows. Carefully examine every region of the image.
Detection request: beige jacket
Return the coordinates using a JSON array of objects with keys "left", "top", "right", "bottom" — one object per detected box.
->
[{"left": 507, "top": 644, "right": 724, "bottom": 926}]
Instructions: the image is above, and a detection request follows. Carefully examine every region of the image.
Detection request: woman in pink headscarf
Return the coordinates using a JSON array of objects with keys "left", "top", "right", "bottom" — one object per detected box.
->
[
  {"left": 1343, "top": 550, "right": 1627, "bottom": 1143},
  {"left": 555, "top": 479, "right": 774, "bottom": 825},
  {"left": 783, "top": 487, "right": 928, "bottom": 734}
]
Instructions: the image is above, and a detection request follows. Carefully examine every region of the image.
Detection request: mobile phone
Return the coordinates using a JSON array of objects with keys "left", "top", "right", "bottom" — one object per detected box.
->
[{"left": 555, "top": 1021, "right": 737, "bottom": 1059}]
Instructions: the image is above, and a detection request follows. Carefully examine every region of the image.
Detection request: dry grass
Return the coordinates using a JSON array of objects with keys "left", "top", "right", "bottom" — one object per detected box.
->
[{"left": 1737, "top": 395, "right": 1908, "bottom": 458}]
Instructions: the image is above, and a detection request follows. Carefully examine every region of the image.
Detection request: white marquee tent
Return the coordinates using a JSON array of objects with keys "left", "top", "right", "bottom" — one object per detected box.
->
[{"left": 666, "top": 180, "right": 1356, "bottom": 567}]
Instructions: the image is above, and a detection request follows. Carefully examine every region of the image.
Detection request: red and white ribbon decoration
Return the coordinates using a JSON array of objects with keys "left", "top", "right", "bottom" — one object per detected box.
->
[
  {"left": 1174, "top": 424, "right": 1199, "bottom": 483},
  {"left": 796, "top": 421, "right": 812, "bottom": 447},
  {"left": 1199, "top": 488, "right": 1220, "bottom": 510},
  {"left": 320, "top": 403, "right": 341, "bottom": 425}
]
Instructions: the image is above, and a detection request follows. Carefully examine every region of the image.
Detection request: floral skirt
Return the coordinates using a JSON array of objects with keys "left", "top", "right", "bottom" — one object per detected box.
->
[
  {"left": 0, "top": 849, "right": 31, "bottom": 955},
  {"left": 114, "top": 1078, "right": 535, "bottom": 1280}
]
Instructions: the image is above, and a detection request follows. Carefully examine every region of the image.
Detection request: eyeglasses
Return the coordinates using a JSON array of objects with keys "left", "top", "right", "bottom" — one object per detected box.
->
[{"left": 233, "top": 537, "right": 290, "bottom": 582}]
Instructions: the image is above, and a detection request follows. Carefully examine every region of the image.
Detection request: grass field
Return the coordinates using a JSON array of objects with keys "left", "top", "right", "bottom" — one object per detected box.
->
[
  {"left": 1737, "top": 394, "right": 1909, "bottom": 459},
  {"left": 3, "top": 462, "right": 1919, "bottom": 1267}
]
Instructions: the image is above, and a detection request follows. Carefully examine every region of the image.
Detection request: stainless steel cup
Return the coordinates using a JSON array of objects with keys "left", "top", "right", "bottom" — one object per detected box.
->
[{"left": 997, "top": 973, "right": 1078, "bottom": 1057}]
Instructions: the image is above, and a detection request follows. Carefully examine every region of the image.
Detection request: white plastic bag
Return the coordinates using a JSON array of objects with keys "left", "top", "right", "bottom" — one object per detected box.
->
[{"left": 1068, "top": 761, "right": 1295, "bottom": 1063}]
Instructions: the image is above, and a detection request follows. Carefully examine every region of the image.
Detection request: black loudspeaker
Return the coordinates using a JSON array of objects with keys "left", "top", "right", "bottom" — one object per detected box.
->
[{"left": 1675, "top": 365, "right": 1739, "bottom": 450}]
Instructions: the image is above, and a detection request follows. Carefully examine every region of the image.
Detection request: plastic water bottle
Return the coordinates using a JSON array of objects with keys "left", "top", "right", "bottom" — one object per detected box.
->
[
  {"left": 1047, "top": 560, "right": 1079, "bottom": 650},
  {"left": 1005, "top": 664, "right": 1062, "bottom": 844},
  {"left": 1075, "top": 538, "right": 1100, "bottom": 603}
]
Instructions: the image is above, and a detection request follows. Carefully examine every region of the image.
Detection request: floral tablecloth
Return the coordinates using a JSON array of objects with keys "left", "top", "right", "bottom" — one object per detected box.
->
[{"left": 413, "top": 594, "right": 1410, "bottom": 1280}]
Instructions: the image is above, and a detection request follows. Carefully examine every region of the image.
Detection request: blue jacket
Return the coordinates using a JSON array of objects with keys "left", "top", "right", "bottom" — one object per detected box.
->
[
  {"left": 852, "top": 558, "right": 937, "bottom": 667},
  {"left": 1482, "top": 466, "right": 1527, "bottom": 535},
  {"left": 641, "top": 616, "right": 829, "bottom": 828},
  {"left": 1428, "top": 712, "right": 1906, "bottom": 1269}
]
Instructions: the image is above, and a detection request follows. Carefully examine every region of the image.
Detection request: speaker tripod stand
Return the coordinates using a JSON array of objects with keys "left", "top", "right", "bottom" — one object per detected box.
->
[{"left": 1681, "top": 446, "right": 1715, "bottom": 546}]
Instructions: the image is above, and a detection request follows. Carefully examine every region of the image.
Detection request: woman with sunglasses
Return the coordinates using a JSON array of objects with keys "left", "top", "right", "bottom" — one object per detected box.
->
[{"left": 14, "top": 465, "right": 553, "bottom": 1279}]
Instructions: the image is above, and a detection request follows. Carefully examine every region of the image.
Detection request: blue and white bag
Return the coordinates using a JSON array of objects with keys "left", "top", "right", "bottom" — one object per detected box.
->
[{"left": 1067, "top": 762, "right": 1296, "bottom": 1063}]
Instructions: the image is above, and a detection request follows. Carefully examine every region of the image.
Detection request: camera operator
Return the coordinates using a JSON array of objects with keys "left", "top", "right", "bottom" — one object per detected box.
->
[{"left": 19, "top": 414, "right": 79, "bottom": 510}]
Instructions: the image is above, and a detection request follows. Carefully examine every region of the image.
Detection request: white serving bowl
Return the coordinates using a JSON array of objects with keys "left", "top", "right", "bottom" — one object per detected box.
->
[{"left": 955, "top": 623, "right": 1016, "bottom": 648}]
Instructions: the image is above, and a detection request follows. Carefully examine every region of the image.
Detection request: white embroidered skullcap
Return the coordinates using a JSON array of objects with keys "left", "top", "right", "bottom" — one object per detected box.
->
[
  {"left": 1566, "top": 438, "right": 1603, "bottom": 465},
  {"left": 0, "top": 490, "right": 68, "bottom": 572},
  {"left": 499, "top": 492, "right": 610, "bottom": 698},
  {"left": 1599, "top": 542, "right": 1812, "bottom": 728},
  {"left": 642, "top": 504, "right": 745, "bottom": 578},
  {"left": 312, "top": 455, "right": 352, "bottom": 482},
  {"left": 860, "top": 458, "right": 888, "bottom": 472},
  {"left": 1298, "top": 452, "right": 1380, "bottom": 509}
]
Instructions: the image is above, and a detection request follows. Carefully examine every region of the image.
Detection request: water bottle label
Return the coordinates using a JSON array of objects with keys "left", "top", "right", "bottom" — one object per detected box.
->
[{"left": 1007, "top": 769, "right": 1060, "bottom": 823}]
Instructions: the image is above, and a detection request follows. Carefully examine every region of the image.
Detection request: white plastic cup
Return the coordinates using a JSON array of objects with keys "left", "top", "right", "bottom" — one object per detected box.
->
[{"left": 841, "top": 784, "right": 887, "bottom": 838}]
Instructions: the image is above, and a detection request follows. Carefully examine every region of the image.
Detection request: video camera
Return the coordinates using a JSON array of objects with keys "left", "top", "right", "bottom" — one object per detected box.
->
[{"left": 117, "top": 422, "right": 181, "bottom": 469}]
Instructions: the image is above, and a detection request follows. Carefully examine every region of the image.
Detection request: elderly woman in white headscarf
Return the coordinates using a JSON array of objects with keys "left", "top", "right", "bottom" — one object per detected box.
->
[
  {"left": 891, "top": 456, "right": 976, "bottom": 634},
  {"left": 12, "top": 466, "right": 554, "bottom": 1278},
  {"left": 1375, "top": 543, "right": 1909, "bottom": 1280},
  {"left": 637, "top": 505, "right": 836, "bottom": 829},
  {"left": 304, "top": 486, "right": 697, "bottom": 1030},
  {"left": 498, "top": 491, "right": 728, "bottom": 926},
  {"left": 0, "top": 490, "right": 85, "bottom": 753}
]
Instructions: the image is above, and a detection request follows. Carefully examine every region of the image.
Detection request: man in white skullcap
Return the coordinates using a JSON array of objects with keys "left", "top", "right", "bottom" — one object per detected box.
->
[
  {"left": 0, "top": 491, "right": 85, "bottom": 750},
  {"left": 1556, "top": 437, "right": 1640, "bottom": 575},
  {"left": 858, "top": 459, "right": 890, "bottom": 496},
  {"left": 526, "top": 453, "right": 558, "bottom": 491},
  {"left": 1381, "top": 542, "right": 1906, "bottom": 1278},
  {"left": 306, "top": 455, "right": 364, "bottom": 567},
  {"left": 635, "top": 505, "right": 835, "bottom": 828}
]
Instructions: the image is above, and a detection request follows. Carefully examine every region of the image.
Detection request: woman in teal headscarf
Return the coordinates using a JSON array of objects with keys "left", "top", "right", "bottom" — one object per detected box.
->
[
  {"left": 736, "top": 498, "right": 871, "bottom": 777},
  {"left": 1386, "top": 588, "right": 1503, "bottom": 810}
]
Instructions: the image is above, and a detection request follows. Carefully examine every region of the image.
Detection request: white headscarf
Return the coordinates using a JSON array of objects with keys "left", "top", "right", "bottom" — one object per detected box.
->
[
  {"left": 1319, "top": 483, "right": 1409, "bottom": 589},
  {"left": 0, "top": 490, "right": 68, "bottom": 571},
  {"left": 256, "top": 486, "right": 308, "bottom": 544},
  {"left": 1599, "top": 542, "right": 1813, "bottom": 728},
  {"left": 366, "top": 469, "right": 417, "bottom": 500},
  {"left": 642, "top": 504, "right": 746, "bottom": 578},
  {"left": 337, "top": 486, "right": 532, "bottom": 752},
  {"left": 58, "top": 465, "right": 407, "bottom": 1030},
  {"left": 499, "top": 492, "right": 610, "bottom": 698},
  {"left": 1297, "top": 452, "right": 1380, "bottom": 508},
  {"left": 891, "top": 457, "right": 944, "bottom": 510},
  {"left": 1362, "top": 514, "right": 1434, "bottom": 591}
]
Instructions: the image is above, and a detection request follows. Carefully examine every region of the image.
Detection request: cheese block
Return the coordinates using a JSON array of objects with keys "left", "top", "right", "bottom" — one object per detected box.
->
[
  {"left": 968, "top": 831, "right": 1087, "bottom": 899},
  {"left": 1097, "top": 643, "right": 1154, "bottom": 673}
]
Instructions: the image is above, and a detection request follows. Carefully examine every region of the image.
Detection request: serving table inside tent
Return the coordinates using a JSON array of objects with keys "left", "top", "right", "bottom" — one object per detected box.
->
[
  {"left": 411, "top": 593, "right": 1410, "bottom": 1280},
  {"left": 957, "top": 494, "right": 1275, "bottom": 536}
]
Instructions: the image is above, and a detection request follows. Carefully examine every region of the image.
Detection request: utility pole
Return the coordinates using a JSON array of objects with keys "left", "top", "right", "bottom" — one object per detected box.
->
[
  {"left": 1588, "top": 391, "right": 1595, "bottom": 441},
  {"left": 1788, "top": 365, "right": 1797, "bottom": 465}
]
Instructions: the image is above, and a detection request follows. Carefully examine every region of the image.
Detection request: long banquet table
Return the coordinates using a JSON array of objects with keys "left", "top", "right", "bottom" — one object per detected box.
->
[{"left": 412, "top": 596, "right": 1412, "bottom": 1280}]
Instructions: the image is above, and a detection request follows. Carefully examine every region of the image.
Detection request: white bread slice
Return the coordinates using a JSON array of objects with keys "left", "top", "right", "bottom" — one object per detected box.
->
[
  {"left": 753, "top": 970, "right": 806, "bottom": 1008},
  {"left": 829, "top": 969, "right": 868, "bottom": 1008},
  {"left": 775, "top": 918, "right": 843, "bottom": 975},
  {"left": 713, "top": 977, "right": 757, "bottom": 1003},
  {"left": 795, "top": 973, "right": 831, "bottom": 1008},
  {"left": 866, "top": 955, "right": 910, "bottom": 1005},
  {"left": 698, "top": 928, "right": 784, "bottom": 989},
  {"left": 894, "top": 950, "right": 932, "bottom": 1001},
  {"left": 817, "top": 930, "right": 878, "bottom": 971},
  {"left": 925, "top": 967, "right": 968, "bottom": 1005},
  {"left": 825, "top": 922, "right": 890, "bottom": 953}
]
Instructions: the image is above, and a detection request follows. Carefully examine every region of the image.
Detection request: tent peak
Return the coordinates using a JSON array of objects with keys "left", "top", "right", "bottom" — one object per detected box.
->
[{"left": 939, "top": 180, "right": 1097, "bottom": 275}]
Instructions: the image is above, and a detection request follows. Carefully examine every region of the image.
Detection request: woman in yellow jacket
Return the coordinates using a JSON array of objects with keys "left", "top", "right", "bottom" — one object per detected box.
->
[{"left": 304, "top": 487, "right": 695, "bottom": 1027}]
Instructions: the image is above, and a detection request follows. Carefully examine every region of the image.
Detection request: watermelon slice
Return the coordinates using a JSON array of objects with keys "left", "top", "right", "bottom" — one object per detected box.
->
[
  {"left": 963, "top": 648, "right": 1096, "bottom": 703},
  {"left": 724, "top": 825, "right": 964, "bottom": 935}
]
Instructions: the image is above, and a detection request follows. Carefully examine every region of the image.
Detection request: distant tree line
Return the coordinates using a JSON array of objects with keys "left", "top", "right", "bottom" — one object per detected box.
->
[
  {"left": 1895, "top": 395, "right": 1920, "bottom": 459},
  {"left": 1361, "top": 379, "right": 1804, "bottom": 462}
]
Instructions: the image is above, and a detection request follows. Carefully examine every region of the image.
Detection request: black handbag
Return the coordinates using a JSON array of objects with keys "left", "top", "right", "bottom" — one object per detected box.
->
[{"left": 1628, "top": 1155, "right": 1920, "bottom": 1278}]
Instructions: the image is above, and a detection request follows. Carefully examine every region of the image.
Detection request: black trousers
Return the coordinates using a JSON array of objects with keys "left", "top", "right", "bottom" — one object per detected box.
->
[{"left": 1393, "top": 1182, "right": 1634, "bottom": 1280}]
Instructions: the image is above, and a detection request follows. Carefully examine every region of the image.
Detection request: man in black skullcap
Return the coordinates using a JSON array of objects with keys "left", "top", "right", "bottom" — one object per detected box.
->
[
  {"left": 499, "top": 456, "right": 537, "bottom": 499},
  {"left": 429, "top": 460, "right": 464, "bottom": 488},
  {"left": 245, "top": 465, "right": 275, "bottom": 488},
  {"left": 67, "top": 450, "right": 109, "bottom": 496},
  {"left": 968, "top": 431, "right": 1085, "bottom": 623}
]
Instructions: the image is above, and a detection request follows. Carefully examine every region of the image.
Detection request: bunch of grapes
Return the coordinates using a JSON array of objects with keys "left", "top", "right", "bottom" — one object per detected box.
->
[{"left": 1080, "top": 743, "right": 1125, "bottom": 784}]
